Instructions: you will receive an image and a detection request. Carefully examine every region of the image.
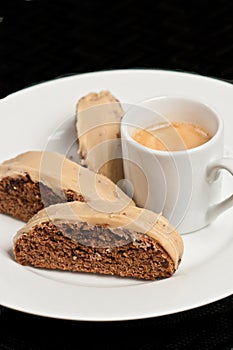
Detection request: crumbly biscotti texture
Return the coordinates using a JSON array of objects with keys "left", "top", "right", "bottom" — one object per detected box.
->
[
  {"left": 0, "top": 174, "right": 83, "bottom": 222},
  {"left": 13, "top": 201, "right": 184, "bottom": 279},
  {"left": 14, "top": 221, "right": 176, "bottom": 280},
  {"left": 76, "top": 90, "right": 124, "bottom": 184},
  {"left": 0, "top": 151, "right": 133, "bottom": 222}
]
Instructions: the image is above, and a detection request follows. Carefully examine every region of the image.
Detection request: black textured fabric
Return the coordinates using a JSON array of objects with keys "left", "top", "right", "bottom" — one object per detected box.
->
[{"left": 0, "top": 0, "right": 233, "bottom": 349}]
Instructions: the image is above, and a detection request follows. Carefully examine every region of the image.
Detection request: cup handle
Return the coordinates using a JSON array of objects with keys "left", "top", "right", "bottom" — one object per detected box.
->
[{"left": 206, "top": 157, "right": 233, "bottom": 222}]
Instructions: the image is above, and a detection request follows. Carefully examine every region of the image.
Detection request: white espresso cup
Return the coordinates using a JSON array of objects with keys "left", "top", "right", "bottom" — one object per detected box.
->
[{"left": 121, "top": 96, "right": 233, "bottom": 234}]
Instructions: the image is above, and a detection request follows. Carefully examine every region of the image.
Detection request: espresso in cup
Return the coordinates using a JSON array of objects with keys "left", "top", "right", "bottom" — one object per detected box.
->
[
  {"left": 121, "top": 96, "right": 233, "bottom": 234},
  {"left": 133, "top": 121, "right": 211, "bottom": 151}
]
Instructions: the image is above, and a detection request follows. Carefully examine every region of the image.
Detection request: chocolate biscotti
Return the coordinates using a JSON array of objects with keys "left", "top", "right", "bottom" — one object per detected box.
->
[
  {"left": 13, "top": 201, "right": 184, "bottom": 280},
  {"left": 0, "top": 151, "right": 133, "bottom": 222},
  {"left": 76, "top": 90, "right": 124, "bottom": 184}
]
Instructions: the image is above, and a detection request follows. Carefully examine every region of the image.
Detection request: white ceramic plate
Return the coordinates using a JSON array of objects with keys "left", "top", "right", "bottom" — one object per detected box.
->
[{"left": 0, "top": 69, "right": 232, "bottom": 321}]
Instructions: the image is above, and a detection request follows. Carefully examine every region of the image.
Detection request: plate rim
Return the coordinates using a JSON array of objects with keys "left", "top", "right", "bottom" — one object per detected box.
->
[{"left": 2, "top": 68, "right": 232, "bottom": 102}]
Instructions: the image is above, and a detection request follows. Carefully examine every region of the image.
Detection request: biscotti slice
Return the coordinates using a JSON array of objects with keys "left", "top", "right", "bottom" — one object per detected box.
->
[
  {"left": 76, "top": 90, "right": 124, "bottom": 184},
  {"left": 0, "top": 150, "right": 133, "bottom": 222},
  {"left": 13, "top": 201, "right": 184, "bottom": 280}
]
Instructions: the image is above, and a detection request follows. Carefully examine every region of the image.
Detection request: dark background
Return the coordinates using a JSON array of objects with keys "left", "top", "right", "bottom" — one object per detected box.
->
[{"left": 0, "top": 0, "right": 233, "bottom": 349}]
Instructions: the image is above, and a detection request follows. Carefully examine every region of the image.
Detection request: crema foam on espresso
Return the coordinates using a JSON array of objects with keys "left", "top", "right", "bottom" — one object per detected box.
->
[{"left": 133, "top": 121, "right": 211, "bottom": 151}]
